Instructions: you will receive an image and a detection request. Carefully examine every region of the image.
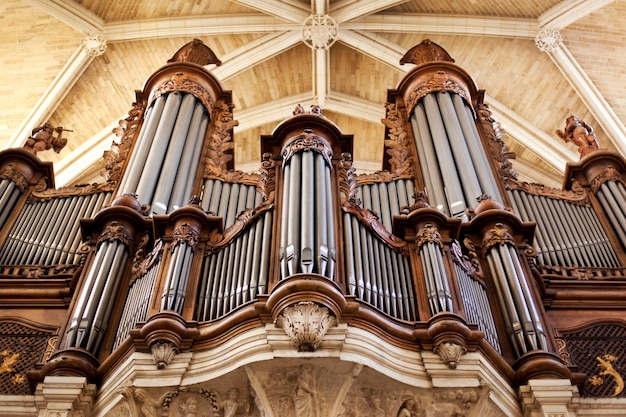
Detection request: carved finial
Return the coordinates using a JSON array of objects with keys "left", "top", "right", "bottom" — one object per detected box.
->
[
  {"left": 168, "top": 38, "right": 222, "bottom": 66},
  {"left": 23, "top": 123, "right": 70, "bottom": 155},
  {"left": 401, "top": 190, "right": 430, "bottom": 213},
  {"left": 556, "top": 115, "right": 600, "bottom": 157},
  {"left": 293, "top": 103, "right": 305, "bottom": 115},
  {"left": 400, "top": 39, "right": 455, "bottom": 66},
  {"left": 310, "top": 104, "right": 323, "bottom": 115}
]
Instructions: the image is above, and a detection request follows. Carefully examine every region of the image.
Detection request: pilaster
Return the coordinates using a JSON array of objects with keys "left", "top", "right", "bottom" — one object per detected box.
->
[
  {"left": 35, "top": 376, "right": 96, "bottom": 417},
  {"left": 519, "top": 379, "right": 578, "bottom": 417}
]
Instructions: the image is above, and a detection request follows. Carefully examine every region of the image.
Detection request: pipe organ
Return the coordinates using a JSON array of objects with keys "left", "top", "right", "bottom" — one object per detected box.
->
[{"left": 3, "top": 38, "right": 626, "bottom": 417}]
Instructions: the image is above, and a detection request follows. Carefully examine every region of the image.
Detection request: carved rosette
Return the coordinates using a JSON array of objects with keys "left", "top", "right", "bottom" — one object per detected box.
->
[
  {"left": 416, "top": 223, "right": 442, "bottom": 249},
  {"left": 434, "top": 341, "right": 467, "bottom": 369},
  {"left": 98, "top": 221, "right": 133, "bottom": 248},
  {"left": 171, "top": 223, "right": 200, "bottom": 250},
  {"left": 589, "top": 165, "right": 624, "bottom": 193},
  {"left": 275, "top": 301, "right": 337, "bottom": 351},
  {"left": 0, "top": 163, "right": 29, "bottom": 192},
  {"left": 535, "top": 28, "right": 562, "bottom": 53},
  {"left": 406, "top": 71, "right": 471, "bottom": 114},
  {"left": 481, "top": 223, "right": 514, "bottom": 255},
  {"left": 151, "top": 341, "right": 178, "bottom": 369},
  {"left": 150, "top": 72, "right": 215, "bottom": 113},
  {"left": 281, "top": 130, "right": 333, "bottom": 166}
]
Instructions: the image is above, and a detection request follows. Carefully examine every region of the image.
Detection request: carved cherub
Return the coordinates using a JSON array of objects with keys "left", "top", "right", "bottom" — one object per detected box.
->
[
  {"left": 23, "top": 123, "right": 70, "bottom": 155},
  {"left": 556, "top": 115, "right": 599, "bottom": 157}
]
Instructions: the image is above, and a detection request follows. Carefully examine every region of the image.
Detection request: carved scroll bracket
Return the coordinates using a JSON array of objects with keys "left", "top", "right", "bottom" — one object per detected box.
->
[{"left": 275, "top": 301, "right": 337, "bottom": 352}]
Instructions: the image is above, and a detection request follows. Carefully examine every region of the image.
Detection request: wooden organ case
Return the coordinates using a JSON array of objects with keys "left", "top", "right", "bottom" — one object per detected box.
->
[{"left": 1, "top": 39, "right": 626, "bottom": 417}]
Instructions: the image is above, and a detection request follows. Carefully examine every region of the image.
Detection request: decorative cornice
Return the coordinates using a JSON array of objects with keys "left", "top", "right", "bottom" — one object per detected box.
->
[
  {"left": 481, "top": 223, "right": 514, "bottom": 254},
  {"left": 406, "top": 70, "right": 471, "bottom": 114},
  {"left": 275, "top": 301, "right": 337, "bottom": 351},
  {"left": 150, "top": 72, "right": 215, "bottom": 113},
  {"left": 0, "top": 164, "right": 29, "bottom": 192},
  {"left": 204, "top": 102, "right": 239, "bottom": 180},
  {"left": 171, "top": 222, "right": 200, "bottom": 250},
  {"left": 589, "top": 165, "right": 624, "bottom": 193},
  {"left": 537, "top": 264, "right": 626, "bottom": 281},
  {"left": 400, "top": 39, "right": 455, "bottom": 66},
  {"left": 504, "top": 177, "right": 590, "bottom": 206},
  {"left": 97, "top": 221, "right": 133, "bottom": 248},
  {"left": 281, "top": 129, "right": 333, "bottom": 166}
]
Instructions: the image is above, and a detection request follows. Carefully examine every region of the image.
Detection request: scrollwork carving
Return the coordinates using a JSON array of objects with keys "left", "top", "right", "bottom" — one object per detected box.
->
[
  {"left": 380, "top": 102, "right": 415, "bottom": 178},
  {"left": 150, "top": 72, "right": 215, "bottom": 113},
  {"left": 151, "top": 341, "right": 178, "bottom": 369},
  {"left": 589, "top": 165, "right": 624, "bottom": 193},
  {"left": 434, "top": 341, "right": 467, "bottom": 369},
  {"left": 110, "top": 98, "right": 146, "bottom": 183},
  {"left": 338, "top": 152, "right": 359, "bottom": 205},
  {"left": 29, "top": 180, "right": 115, "bottom": 202},
  {"left": 207, "top": 199, "right": 274, "bottom": 252},
  {"left": 476, "top": 101, "right": 518, "bottom": 181},
  {"left": 281, "top": 129, "right": 333, "bottom": 166},
  {"left": 257, "top": 152, "right": 276, "bottom": 202},
  {"left": 0, "top": 164, "right": 29, "bottom": 192},
  {"left": 504, "top": 177, "right": 590, "bottom": 206},
  {"left": 416, "top": 223, "right": 442, "bottom": 248},
  {"left": 131, "top": 239, "right": 164, "bottom": 282},
  {"left": 275, "top": 301, "right": 337, "bottom": 351},
  {"left": 406, "top": 71, "right": 471, "bottom": 114}
]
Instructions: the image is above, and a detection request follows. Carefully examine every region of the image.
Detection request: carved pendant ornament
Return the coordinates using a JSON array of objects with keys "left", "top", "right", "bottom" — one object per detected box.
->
[
  {"left": 434, "top": 341, "right": 467, "bottom": 369},
  {"left": 415, "top": 223, "right": 442, "bottom": 249},
  {"left": 97, "top": 221, "right": 133, "bottom": 248},
  {"left": 275, "top": 301, "right": 337, "bottom": 351}
]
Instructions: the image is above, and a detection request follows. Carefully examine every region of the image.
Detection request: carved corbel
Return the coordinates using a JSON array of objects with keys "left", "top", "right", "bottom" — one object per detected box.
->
[
  {"left": 433, "top": 341, "right": 467, "bottom": 369},
  {"left": 275, "top": 301, "right": 337, "bottom": 351}
]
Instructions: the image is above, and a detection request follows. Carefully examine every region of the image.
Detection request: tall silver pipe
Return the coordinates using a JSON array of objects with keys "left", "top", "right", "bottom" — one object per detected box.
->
[
  {"left": 323, "top": 162, "right": 335, "bottom": 278},
  {"left": 422, "top": 95, "right": 466, "bottom": 216},
  {"left": 300, "top": 151, "right": 315, "bottom": 273},
  {"left": 135, "top": 93, "right": 183, "bottom": 206},
  {"left": 118, "top": 99, "right": 162, "bottom": 194},
  {"left": 315, "top": 153, "right": 329, "bottom": 275},
  {"left": 437, "top": 92, "right": 482, "bottom": 203},
  {"left": 343, "top": 212, "right": 356, "bottom": 294},
  {"left": 258, "top": 211, "right": 272, "bottom": 294},
  {"left": 286, "top": 153, "right": 302, "bottom": 276},
  {"left": 170, "top": 103, "right": 208, "bottom": 210},
  {"left": 411, "top": 110, "right": 447, "bottom": 213},
  {"left": 352, "top": 216, "right": 365, "bottom": 298},
  {"left": 152, "top": 93, "right": 196, "bottom": 214},
  {"left": 280, "top": 161, "right": 291, "bottom": 278},
  {"left": 452, "top": 94, "right": 501, "bottom": 200}
]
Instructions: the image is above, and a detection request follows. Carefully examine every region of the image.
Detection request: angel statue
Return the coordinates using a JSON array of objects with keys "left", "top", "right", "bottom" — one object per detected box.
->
[
  {"left": 556, "top": 115, "right": 599, "bottom": 157},
  {"left": 23, "top": 123, "right": 70, "bottom": 155}
]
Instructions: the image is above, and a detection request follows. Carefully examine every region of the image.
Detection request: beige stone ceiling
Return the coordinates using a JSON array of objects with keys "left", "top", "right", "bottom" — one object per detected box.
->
[{"left": 1, "top": 0, "right": 624, "bottom": 189}]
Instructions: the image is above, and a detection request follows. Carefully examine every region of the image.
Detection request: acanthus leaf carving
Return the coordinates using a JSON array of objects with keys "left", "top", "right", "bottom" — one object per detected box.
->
[
  {"left": 504, "top": 177, "right": 590, "bottom": 206},
  {"left": 379, "top": 102, "right": 415, "bottom": 178},
  {"left": 338, "top": 152, "right": 360, "bottom": 205},
  {"left": 416, "top": 223, "right": 442, "bottom": 248},
  {"left": 434, "top": 341, "right": 467, "bottom": 369},
  {"left": 150, "top": 340, "right": 178, "bottom": 369},
  {"left": 476, "top": 101, "right": 518, "bottom": 181},
  {"left": 257, "top": 152, "right": 276, "bottom": 202},
  {"left": 150, "top": 72, "right": 215, "bottom": 113},
  {"left": 171, "top": 223, "right": 200, "bottom": 250},
  {"left": 275, "top": 301, "right": 337, "bottom": 351},
  {"left": 207, "top": 199, "right": 274, "bottom": 252},
  {"left": 590, "top": 165, "right": 624, "bottom": 193},
  {"left": 29, "top": 180, "right": 115, "bottom": 202},
  {"left": 481, "top": 223, "right": 514, "bottom": 255},
  {"left": 131, "top": 239, "right": 163, "bottom": 283},
  {"left": 0, "top": 163, "right": 29, "bottom": 192},
  {"left": 109, "top": 97, "right": 146, "bottom": 183},
  {"left": 204, "top": 101, "right": 239, "bottom": 179},
  {"left": 98, "top": 221, "right": 133, "bottom": 248}
]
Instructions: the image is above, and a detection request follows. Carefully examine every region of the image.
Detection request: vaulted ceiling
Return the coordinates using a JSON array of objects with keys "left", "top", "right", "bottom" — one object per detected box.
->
[{"left": 1, "top": 0, "right": 624, "bottom": 189}]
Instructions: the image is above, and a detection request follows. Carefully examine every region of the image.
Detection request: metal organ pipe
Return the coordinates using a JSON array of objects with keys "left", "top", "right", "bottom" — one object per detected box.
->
[
  {"left": 0, "top": 179, "right": 20, "bottom": 229},
  {"left": 598, "top": 181, "right": 626, "bottom": 247},
  {"left": 279, "top": 138, "right": 335, "bottom": 279}
]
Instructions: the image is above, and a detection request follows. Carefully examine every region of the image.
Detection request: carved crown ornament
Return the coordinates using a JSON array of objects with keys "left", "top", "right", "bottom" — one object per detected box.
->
[
  {"left": 281, "top": 129, "right": 334, "bottom": 166},
  {"left": 481, "top": 222, "right": 515, "bottom": 254},
  {"left": 171, "top": 222, "right": 200, "bottom": 250},
  {"left": 275, "top": 301, "right": 338, "bottom": 351},
  {"left": 415, "top": 223, "right": 443, "bottom": 249}
]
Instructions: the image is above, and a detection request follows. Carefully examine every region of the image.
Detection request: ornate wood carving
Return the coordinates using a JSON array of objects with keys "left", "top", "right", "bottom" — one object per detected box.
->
[
  {"left": 504, "top": 177, "right": 590, "bottom": 206},
  {"left": 97, "top": 221, "right": 133, "bottom": 248},
  {"left": 400, "top": 39, "right": 455, "bottom": 66},
  {"left": 556, "top": 115, "right": 600, "bottom": 157},
  {"left": 339, "top": 153, "right": 408, "bottom": 255},
  {"left": 406, "top": 71, "right": 471, "bottom": 115},
  {"left": 204, "top": 102, "right": 244, "bottom": 181},
  {"left": 131, "top": 238, "right": 163, "bottom": 282},
  {"left": 23, "top": 123, "right": 69, "bottom": 155},
  {"left": 171, "top": 223, "right": 200, "bottom": 250},
  {"left": 257, "top": 152, "right": 276, "bottom": 202},
  {"left": 281, "top": 129, "right": 333, "bottom": 166},
  {"left": 150, "top": 71, "right": 215, "bottom": 113},
  {"left": 0, "top": 163, "right": 29, "bottom": 192},
  {"left": 415, "top": 223, "right": 442, "bottom": 248},
  {"left": 537, "top": 265, "right": 626, "bottom": 281},
  {"left": 589, "top": 165, "right": 625, "bottom": 193},
  {"left": 28, "top": 181, "right": 114, "bottom": 202},
  {"left": 378, "top": 102, "right": 415, "bottom": 178},
  {"left": 109, "top": 96, "right": 146, "bottom": 183},
  {"left": 454, "top": 239, "right": 484, "bottom": 285},
  {"left": 167, "top": 38, "right": 222, "bottom": 66},
  {"left": 434, "top": 341, "right": 467, "bottom": 369},
  {"left": 476, "top": 100, "right": 518, "bottom": 181},
  {"left": 481, "top": 223, "right": 514, "bottom": 254},
  {"left": 207, "top": 199, "right": 274, "bottom": 252}
]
